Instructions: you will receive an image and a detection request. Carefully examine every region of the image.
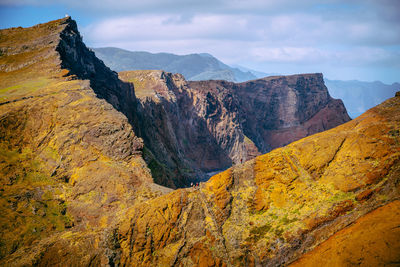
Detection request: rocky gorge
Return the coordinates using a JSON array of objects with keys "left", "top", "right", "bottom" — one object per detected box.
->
[
  {"left": 119, "top": 70, "right": 350, "bottom": 188},
  {"left": 0, "top": 17, "right": 399, "bottom": 266}
]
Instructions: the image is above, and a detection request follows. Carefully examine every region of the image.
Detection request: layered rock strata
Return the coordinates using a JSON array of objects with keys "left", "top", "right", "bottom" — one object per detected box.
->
[{"left": 1, "top": 17, "right": 386, "bottom": 266}]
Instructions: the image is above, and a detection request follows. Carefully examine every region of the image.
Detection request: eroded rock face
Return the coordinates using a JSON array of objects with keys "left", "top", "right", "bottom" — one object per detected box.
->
[
  {"left": 120, "top": 70, "right": 256, "bottom": 187},
  {"left": 117, "top": 95, "right": 400, "bottom": 266}
]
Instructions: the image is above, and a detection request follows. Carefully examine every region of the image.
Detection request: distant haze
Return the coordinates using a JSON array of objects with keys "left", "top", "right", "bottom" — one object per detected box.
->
[{"left": 1, "top": 0, "right": 399, "bottom": 84}]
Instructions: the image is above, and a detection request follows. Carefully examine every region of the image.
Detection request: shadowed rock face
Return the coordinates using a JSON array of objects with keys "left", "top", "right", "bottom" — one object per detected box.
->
[
  {"left": 117, "top": 94, "right": 400, "bottom": 266},
  {"left": 119, "top": 70, "right": 257, "bottom": 187},
  {"left": 119, "top": 71, "right": 350, "bottom": 187}
]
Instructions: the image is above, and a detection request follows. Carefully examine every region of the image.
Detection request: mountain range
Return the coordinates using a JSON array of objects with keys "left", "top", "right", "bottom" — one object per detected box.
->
[
  {"left": 94, "top": 47, "right": 399, "bottom": 119},
  {"left": 92, "top": 47, "right": 257, "bottom": 82},
  {"left": 324, "top": 79, "right": 400, "bottom": 118},
  {"left": 0, "top": 17, "right": 399, "bottom": 266}
]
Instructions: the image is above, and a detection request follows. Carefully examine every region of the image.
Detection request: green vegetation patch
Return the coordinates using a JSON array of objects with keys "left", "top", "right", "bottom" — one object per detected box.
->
[
  {"left": 0, "top": 143, "right": 72, "bottom": 259},
  {"left": 0, "top": 77, "right": 50, "bottom": 102},
  {"left": 247, "top": 223, "right": 272, "bottom": 242}
]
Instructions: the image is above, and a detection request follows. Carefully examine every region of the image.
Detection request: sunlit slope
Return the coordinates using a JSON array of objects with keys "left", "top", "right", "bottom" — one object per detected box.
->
[{"left": 118, "top": 93, "right": 400, "bottom": 266}]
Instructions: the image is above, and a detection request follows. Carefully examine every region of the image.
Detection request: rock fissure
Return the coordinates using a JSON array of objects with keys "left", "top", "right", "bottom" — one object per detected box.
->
[{"left": 198, "top": 188, "right": 232, "bottom": 265}]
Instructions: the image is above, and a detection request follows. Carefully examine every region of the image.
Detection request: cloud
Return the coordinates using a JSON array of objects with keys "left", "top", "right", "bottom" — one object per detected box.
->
[
  {"left": 84, "top": 15, "right": 257, "bottom": 42},
  {"left": 2, "top": 0, "right": 399, "bottom": 82}
]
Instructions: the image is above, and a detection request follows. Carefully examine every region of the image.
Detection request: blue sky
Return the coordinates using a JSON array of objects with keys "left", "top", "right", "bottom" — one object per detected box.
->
[{"left": 1, "top": 0, "right": 399, "bottom": 84}]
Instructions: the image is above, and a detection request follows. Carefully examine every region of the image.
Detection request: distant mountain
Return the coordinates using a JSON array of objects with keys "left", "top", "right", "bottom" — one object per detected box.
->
[
  {"left": 92, "top": 47, "right": 257, "bottom": 82},
  {"left": 325, "top": 79, "right": 400, "bottom": 118},
  {"left": 231, "top": 64, "right": 279, "bottom": 79}
]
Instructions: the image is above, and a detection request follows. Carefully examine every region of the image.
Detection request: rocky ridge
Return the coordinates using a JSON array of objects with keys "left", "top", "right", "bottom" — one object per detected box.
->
[{"left": 0, "top": 17, "right": 170, "bottom": 265}]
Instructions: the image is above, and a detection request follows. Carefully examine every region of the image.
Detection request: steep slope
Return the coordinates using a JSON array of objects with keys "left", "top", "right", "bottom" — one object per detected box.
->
[
  {"left": 0, "top": 17, "right": 170, "bottom": 265},
  {"left": 290, "top": 200, "right": 400, "bottom": 266},
  {"left": 117, "top": 93, "right": 400, "bottom": 266},
  {"left": 325, "top": 79, "right": 400, "bottom": 118},
  {"left": 92, "top": 47, "right": 256, "bottom": 82}
]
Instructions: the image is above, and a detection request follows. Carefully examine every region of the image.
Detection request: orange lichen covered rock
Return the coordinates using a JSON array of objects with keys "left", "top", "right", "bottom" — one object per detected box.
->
[
  {"left": 290, "top": 200, "right": 400, "bottom": 267},
  {"left": 118, "top": 94, "right": 400, "bottom": 266}
]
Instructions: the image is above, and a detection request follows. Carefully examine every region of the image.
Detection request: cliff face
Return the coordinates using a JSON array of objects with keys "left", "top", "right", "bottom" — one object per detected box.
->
[
  {"left": 0, "top": 18, "right": 170, "bottom": 265},
  {"left": 119, "top": 71, "right": 350, "bottom": 188},
  {"left": 117, "top": 93, "right": 400, "bottom": 266},
  {"left": 120, "top": 70, "right": 236, "bottom": 187},
  {"left": 120, "top": 70, "right": 260, "bottom": 187},
  {"left": 189, "top": 74, "right": 350, "bottom": 153}
]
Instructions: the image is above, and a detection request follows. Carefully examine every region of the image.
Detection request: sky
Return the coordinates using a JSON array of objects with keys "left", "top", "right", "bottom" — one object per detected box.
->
[{"left": 1, "top": 0, "right": 399, "bottom": 84}]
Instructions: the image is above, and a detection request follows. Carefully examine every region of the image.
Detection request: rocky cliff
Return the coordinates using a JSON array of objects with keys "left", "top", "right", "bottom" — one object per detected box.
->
[
  {"left": 189, "top": 74, "right": 350, "bottom": 152},
  {"left": 119, "top": 71, "right": 350, "bottom": 188},
  {"left": 119, "top": 70, "right": 260, "bottom": 187},
  {"left": 117, "top": 93, "right": 400, "bottom": 266}
]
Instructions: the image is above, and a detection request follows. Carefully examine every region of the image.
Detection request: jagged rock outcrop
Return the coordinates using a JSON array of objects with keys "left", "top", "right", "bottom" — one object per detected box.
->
[
  {"left": 119, "top": 71, "right": 350, "bottom": 187},
  {"left": 0, "top": 17, "right": 170, "bottom": 265},
  {"left": 117, "top": 93, "right": 400, "bottom": 266}
]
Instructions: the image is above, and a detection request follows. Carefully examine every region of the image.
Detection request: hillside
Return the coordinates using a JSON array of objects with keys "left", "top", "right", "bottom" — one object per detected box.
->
[
  {"left": 92, "top": 47, "right": 257, "bottom": 82},
  {"left": 117, "top": 92, "right": 400, "bottom": 266},
  {"left": 0, "top": 17, "right": 170, "bottom": 265}
]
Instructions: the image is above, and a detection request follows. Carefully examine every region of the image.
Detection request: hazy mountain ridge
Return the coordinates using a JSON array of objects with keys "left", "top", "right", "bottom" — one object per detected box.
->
[
  {"left": 324, "top": 79, "right": 400, "bottom": 118},
  {"left": 92, "top": 47, "right": 257, "bottom": 82}
]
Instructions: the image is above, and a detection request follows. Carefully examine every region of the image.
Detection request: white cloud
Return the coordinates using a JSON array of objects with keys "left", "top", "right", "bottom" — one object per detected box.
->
[{"left": 3, "top": 0, "right": 398, "bottom": 82}]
